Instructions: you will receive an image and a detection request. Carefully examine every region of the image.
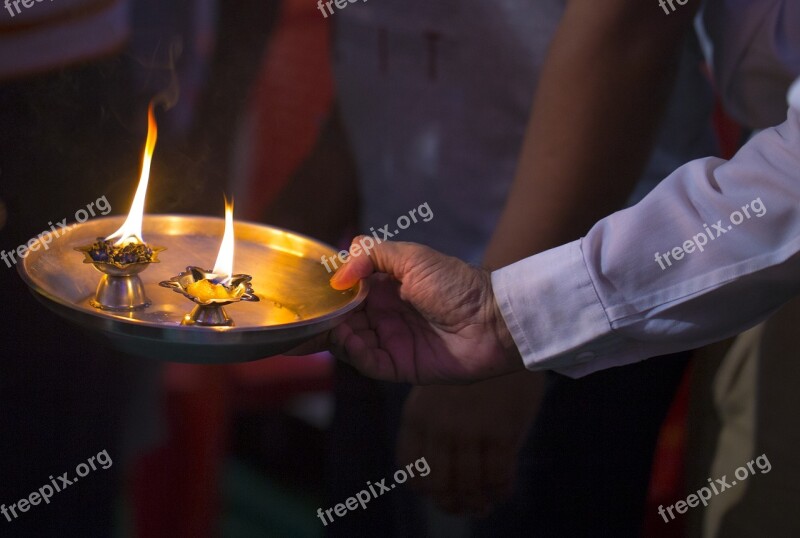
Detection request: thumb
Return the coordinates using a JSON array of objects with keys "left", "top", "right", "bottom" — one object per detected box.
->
[{"left": 329, "top": 238, "right": 420, "bottom": 290}]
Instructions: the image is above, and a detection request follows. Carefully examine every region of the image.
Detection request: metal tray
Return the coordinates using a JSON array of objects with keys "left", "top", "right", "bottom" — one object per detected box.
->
[{"left": 17, "top": 215, "right": 366, "bottom": 363}]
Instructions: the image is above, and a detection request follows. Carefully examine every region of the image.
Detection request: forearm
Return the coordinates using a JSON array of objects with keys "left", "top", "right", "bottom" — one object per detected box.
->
[{"left": 484, "top": 0, "right": 697, "bottom": 269}]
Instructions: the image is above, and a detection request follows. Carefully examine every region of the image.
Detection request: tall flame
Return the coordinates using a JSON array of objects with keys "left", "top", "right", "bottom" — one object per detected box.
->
[
  {"left": 106, "top": 102, "right": 158, "bottom": 246},
  {"left": 212, "top": 198, "right": 235, "bottom": 284}
]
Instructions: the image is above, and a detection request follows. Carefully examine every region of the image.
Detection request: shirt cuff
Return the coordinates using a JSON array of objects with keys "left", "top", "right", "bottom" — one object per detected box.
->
[
  {"left": 790, "top": 78, "right": 800, "bottom": 111},
  {"left": 491, "top": 239, "right": 636, "bottom": 378}
]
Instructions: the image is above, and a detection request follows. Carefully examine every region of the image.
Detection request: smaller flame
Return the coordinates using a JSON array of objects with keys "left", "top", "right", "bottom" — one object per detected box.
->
[
  {"left": 106, "top": 102, "right": 158, "bottom": 246},
  {"left": 212, "top": 197, "right": 235, "bottom": 285}
]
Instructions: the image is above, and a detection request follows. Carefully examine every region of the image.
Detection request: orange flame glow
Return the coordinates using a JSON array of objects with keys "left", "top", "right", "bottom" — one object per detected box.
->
[
  {"left": 212, "top": 198, "right": 235, "bottom": 284},
  {"left": 106, "top": 102, "right": 158, "bottom": 245}
]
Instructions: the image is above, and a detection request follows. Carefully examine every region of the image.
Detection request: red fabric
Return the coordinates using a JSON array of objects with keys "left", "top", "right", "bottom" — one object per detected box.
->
[
  {"left": 642, "top": 365, "right": 692, "bottom": 537},
  {"left": 131, "top": 365, "right": 231, "bottom": 538},
  {"left": 231, "top": 354, "right": 333, "bottom": 410},
  {"left": 713, "top": 99, "right": 744, "bottom": 160},
  {"left": 238, "top": 0, "right": 334, "bottom": 220}
]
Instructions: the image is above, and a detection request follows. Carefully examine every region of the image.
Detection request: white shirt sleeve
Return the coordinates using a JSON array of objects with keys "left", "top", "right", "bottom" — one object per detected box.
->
[
  {"left": 704, "top": 0, "right": 800, "bottom": 128},
  {"left": 493, "top": 82, "right": 800, "bottom": 378}
]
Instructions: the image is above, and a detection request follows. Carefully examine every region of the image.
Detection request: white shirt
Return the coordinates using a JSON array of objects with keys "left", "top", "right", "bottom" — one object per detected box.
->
[
  {"left": 494, "top": 79, "right": 800, "bottom": 378},
  {"left": 704, "top": 0, "right": 800, "bottom": 129},
  {"left": 494, "top": 0, "right": 800, "bottom": 377}
]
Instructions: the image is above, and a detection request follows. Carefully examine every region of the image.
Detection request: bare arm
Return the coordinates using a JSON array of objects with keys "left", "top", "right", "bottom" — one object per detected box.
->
[{"left": 484, "top": 0, "right": 699, "bottom": 268}]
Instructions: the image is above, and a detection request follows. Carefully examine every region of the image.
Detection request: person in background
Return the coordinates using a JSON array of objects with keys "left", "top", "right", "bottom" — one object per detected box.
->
[{"left": 267, "top": 0, "right": 716, "bottom": 535}]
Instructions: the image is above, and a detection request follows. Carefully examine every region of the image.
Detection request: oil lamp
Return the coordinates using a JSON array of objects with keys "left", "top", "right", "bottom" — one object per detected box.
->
[
  {"left": 160, "top": 198, "right": 259, "bottom": 326},
  {"left": 75, "top": 103, "right": 165, "bottom": 311},
  {"left": 20, "top": 102, "right": 365, "bottom": 362}
]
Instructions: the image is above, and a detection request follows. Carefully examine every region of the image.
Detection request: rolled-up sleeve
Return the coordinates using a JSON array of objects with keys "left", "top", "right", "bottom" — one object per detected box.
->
[{"left": 493, "top": 85, "right": 800, "bottom": 377}]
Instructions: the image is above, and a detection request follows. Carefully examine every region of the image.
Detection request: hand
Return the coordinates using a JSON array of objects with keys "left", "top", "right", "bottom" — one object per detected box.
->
[
  {"left": 397, "top": 371, "right": 544, "bottom": 515},
  {"left": 318, "top": 238, "right": 524, "bottom": 384}
]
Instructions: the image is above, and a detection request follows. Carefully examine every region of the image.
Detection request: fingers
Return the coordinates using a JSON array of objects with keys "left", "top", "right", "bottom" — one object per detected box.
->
[
  {"left": 283, "top": 331, "right": 331, "bottom": 356},
  {"left": 286, "top": 327, "right": 390, "bottom": 378},
  {"left": 331, "top": 300, "right": 421, "bottom": 383},
  {"left": 288, "top": 298, "right": 409, "bottom": 383},
  {"left": 331, "top": 323, "right": 401, "bottom": 382},
  {"left": 329, "top": 242, "right": 373, "bottom": 290},
  {"left": 329, "top": 238, "right": 430, "bottom": 290},
  {"left": 285, "top": 306, "right": 369, "bottom": 357}
]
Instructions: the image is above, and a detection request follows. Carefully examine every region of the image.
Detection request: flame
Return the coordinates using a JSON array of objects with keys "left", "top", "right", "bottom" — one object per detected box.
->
[
  {"left": 106, "top": 102, "right": 158, "bottom": 245},
  {"left": 212, "top": 198, "right": 235, "bottom": 284}
]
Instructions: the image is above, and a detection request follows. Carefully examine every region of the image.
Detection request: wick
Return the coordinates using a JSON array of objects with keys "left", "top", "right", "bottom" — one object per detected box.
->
[{"left": 210, "top": 275, "right": 231, "bottom": 286}]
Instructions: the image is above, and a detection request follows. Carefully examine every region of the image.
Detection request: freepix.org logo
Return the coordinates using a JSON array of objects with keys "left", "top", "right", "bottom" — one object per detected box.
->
[
  {"left": 5, "top": 0, "right": 54, "bottom": 19},
  {"left": 1, "top": 449, "right": 113, "bottom": 524},
  {"left": 654, "top": 197, "right": 766, "bottom": 271},
  {"left": 321, "top": 202, "right": 434, "bottom": 274},
  {"left": 658, "top": 453, "right": 771, "bottom": 523},
  {"left": 1, "top": 195, "right": 111, "bottom": 269},
  {"left": 658, "top": 0, "right": 691, "bottom": 15},
  {"left": 317, "top": 457, "right": 431, "bottom": 526}
]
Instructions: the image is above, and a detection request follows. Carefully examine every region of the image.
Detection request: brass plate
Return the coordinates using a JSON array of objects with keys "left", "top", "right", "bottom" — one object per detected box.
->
[{"left": 18, "top": 215, "right": 366, "bottom": 363}]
